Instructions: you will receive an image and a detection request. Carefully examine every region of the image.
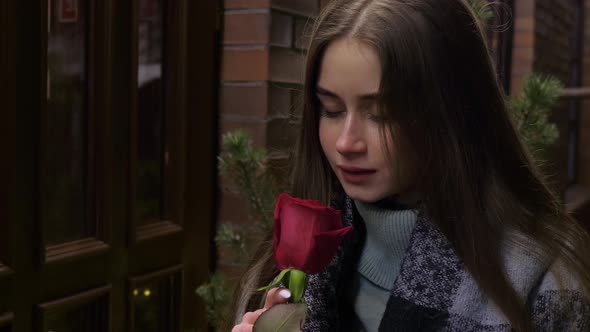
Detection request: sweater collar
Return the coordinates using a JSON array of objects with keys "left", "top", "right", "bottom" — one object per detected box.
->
[{"left": 354, "top": 200, "right": 418, "bottom": 289}]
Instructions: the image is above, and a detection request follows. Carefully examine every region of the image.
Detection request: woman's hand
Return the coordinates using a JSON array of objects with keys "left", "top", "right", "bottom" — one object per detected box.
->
[{"left": 231, "top": 287, "right": 292, "bottom": 332}]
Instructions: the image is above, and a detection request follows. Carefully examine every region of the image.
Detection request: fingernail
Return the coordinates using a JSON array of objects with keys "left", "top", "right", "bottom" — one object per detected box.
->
[{"left": 279, "top": 289, "right": 291, "bottom": 299}]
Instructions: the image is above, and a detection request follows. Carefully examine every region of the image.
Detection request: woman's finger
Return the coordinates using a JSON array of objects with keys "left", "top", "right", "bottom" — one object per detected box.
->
[
  {"left": 231, "top": 324, "right": 253, "bottom": 332},
  {"left": 263, "top": 287, "right": 291, "bottom": 309},
  {"left": 242, "top": 309, "right": 265, "bottom": 324},
  {"left": 232, "top": 288, "right": 292, "bottom": 332}
]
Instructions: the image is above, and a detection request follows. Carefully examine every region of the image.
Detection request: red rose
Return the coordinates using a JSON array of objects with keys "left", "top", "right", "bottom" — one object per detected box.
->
[
  {"left": 273, "top": 193, "right": 353, "bottom": 274},
  {"left": 253, "top": 193, "right": 353, "bottom": 327}
]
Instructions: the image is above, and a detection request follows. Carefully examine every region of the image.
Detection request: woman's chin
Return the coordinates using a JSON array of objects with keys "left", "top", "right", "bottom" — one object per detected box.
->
[{"left": 342, "top": 187, "right": 388, "bottom": 204}]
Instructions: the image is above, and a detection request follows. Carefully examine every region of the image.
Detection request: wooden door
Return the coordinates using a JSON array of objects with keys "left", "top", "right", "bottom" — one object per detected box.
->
[{"left": 1, "top": 0, "right": 220, "bottom": 331}]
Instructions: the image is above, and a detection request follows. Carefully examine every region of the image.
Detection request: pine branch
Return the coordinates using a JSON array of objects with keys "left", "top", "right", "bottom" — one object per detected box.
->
[
  {"left": 466, "top": 0, "right": 494, "bottom": 24},
  {"left": 198, "top": 130, "right": 284, "bottom": 329},
  {"left": 195, "top": 272, "right": 231, "bottom": 328},
  {"left": 508, "top": 73, "right": 563, "bottom": 160}
]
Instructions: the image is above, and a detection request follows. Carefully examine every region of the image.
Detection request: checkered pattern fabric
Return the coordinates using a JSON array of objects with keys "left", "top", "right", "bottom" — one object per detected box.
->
[{"left": 302, "top": 196, "right": 590, "bottom": 331}]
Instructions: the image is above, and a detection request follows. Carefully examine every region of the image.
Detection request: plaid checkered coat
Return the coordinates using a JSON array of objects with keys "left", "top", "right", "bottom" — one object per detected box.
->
[{"left": 302, "top": 196, "right": 590, "bottom": 331}]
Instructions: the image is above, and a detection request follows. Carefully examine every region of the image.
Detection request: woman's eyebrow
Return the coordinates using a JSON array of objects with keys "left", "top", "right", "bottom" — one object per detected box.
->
[
  {"left": 316, "top": 85, "right": 379, "bottom": 101},
  {"left": 316, "top": 86, "right": 340, "bottom": 98}
]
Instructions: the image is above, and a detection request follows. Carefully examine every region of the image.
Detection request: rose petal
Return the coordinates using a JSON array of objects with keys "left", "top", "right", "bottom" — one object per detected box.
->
[
  {"left": 273, "top": 193, "right": 350, "bottom": 274},
  {"left": 301, "top": 226, "right": 353, "bottom": 273}
]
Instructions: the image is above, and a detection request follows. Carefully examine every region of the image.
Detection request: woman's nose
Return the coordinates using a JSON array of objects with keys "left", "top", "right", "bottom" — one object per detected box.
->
[{"left": 335, "top": 116, "right": 367, "bottom": 155}]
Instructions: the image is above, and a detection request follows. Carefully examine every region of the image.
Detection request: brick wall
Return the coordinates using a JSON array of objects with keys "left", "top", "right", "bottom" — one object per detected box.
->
[
  {"left": 218, "top": 0, "right": 321, "bottom": 273},
  {"left": 534, "top": 0, "right": 577, "bottom": 82},
  {"left": 534, "top": 0, "right": 578, "bottom": 194},
  {"left": 541, "top": 0, "right": 577, "bottom": 192},
  {"left": 510, "top": 0, "right": 535, "bottom": 95},
  {"left": 511, "top": 0, "right": 580, "bottom": 195}
]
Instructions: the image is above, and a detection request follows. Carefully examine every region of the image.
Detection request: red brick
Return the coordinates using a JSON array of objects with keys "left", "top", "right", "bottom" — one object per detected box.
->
[
  {"left": 290, "top": 88, "right": 304, "bottom": 118},
  {"left": 266, "top": 154, "right": 291, "bottom": 189},
  {"left": 510, "top": 77, "right": 524, "bottom": 96},
  {"left": 222, "top": 48, "right": 269, "bottom": 81},
  {"left": 221, "top": 83, "right": 269, "bottom": 118},
  {"left": 269, "top": 11, "right": 293, "bottom": 47},
  {"left": 224, "top": 0, "right": 270, "bottom": 9},
  {"left": 220, "top": 118, "right": 268, "bottom": 147},
  {"left": 266, "top": 117, "right": 298, "bottom": 152},
  {"left": 215, "top": 259, "right": 249, "bottom": 282},
  {"left": 533, "top": 0, "right": 576, "bottom": 86},
  {"left": 514, "top": 17, "right": 535, "bottom": 32},
  {"left": 217, "top": 0, "right": 320, "bottom": 274},
  {"left": 513, "top": 30, "right": 534, "bottom": 49},
  {"left": 224, "top": 12, "right": 270, "bottom": 45},
  {"left": 219, "top": 173, "right": 238, "bottom": 192},
  {"left": 268, "top": 84, "right": 292, "bottom": 117},
  {"left": 269, "top": 47, "right": 305, "bottom": 84},
  {"left": 294, "top": 16, "right": 313, "bottom": 50},
  {"left": 271, "top": 0, "right": 319, "bottom": 17},
  {"left": 514, "top": 0, "right": 535, "bottom": 18},
  {"left": 512, "top": 47, "right": 535, "bottom": 62},
  {"left": 218, "top": 190, "right": 252, "bottom": 225},
  {"left": 511, "top": 59, "right": 534, "bottom": 75}
]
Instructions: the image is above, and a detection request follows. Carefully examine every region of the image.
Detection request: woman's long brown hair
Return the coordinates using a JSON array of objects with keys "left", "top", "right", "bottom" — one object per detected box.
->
[{"left": 227, "top": 0, "right": 590, "bottom": 330}]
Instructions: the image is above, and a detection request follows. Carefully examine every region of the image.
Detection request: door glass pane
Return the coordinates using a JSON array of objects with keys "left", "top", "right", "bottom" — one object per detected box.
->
[
  {"left": 44, "top": 296, "right": 108, "bottom": 332},
  {"left": 132, "top": 272, "right": 180, "bottom": 332},
  {"left": 136, "top": 0, "right": 168, "bottom": 226},
  {"left": 43, "top": 0, "right": 91, "bottom": 245}
]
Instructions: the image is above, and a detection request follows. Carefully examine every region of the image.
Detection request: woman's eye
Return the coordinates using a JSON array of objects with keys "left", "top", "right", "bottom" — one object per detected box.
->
[
  {"left": 319, "top": 108, "right": 344, "bottom": 118},
  {"left": 367, "top": 113, "right": 386, "bottom": 123}
]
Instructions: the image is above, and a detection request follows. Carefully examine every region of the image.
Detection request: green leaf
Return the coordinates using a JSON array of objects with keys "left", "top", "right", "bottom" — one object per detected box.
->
[
  {"left": 257, "top": 269, "right": 291, "bottom": 291},
  {"left": 253, "top": 303, "right": 307, "bottom": 332},
  {"left": 287, "top": 270, "right": 307, "bottom": 303}
]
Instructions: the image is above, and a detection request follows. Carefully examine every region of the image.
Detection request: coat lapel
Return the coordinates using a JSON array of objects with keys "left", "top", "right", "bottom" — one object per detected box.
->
[
  {"left": 380, "top": 217, "right": 464, "bottom": 331},
  {"left": 303, "top": 195, "right": 361, "bottom": 331}
]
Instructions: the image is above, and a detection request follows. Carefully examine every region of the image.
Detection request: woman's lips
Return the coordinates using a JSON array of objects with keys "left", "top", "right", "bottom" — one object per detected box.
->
[{"left": 338, "top": 165, "right": 377, "bottom": 184}]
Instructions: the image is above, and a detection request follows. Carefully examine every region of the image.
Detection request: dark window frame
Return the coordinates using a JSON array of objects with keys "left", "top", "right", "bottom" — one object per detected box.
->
[
  {"left": 128, "top": 265, "right": 182, "bottom": 332},
  {"left": 36, "top": 286, "right": 110, "bottom": 332},
  {"left": 130, "top": 0, "right": 185, "bottom": 244},
  {"left": 42, "top": 0, "right": 111, "bottom": 262}
]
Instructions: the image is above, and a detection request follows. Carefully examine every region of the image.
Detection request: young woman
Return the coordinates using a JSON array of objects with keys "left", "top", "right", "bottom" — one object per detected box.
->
[{"left": 231, "top": 0, "right": 590, "bottom": 331}]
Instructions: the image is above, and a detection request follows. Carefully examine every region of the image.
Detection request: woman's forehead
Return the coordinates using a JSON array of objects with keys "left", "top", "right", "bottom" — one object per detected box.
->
[{"left": 317, "top": 38, "right": 381, "bottom": 100}]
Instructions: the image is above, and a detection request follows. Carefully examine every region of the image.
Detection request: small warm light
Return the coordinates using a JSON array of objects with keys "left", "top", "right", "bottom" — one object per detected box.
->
[
  {"left": 133, "top": 289, "right": 139, "bottom": 296},
  {"left": 144, "top": 289, "right": 151, "bottom": 297}
]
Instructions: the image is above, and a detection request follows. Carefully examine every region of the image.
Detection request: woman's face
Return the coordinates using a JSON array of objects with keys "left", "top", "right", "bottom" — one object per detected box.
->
[{"left": 317, "top": 38, "right": 415, "bottom": 203}]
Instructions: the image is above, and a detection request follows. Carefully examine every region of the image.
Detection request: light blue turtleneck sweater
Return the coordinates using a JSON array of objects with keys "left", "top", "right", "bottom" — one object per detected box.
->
[{"left": 351, "top": 200, "right": 418, "bottom": 332}]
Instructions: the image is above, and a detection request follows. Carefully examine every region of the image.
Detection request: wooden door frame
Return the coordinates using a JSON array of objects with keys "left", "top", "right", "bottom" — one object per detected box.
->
[
  {"left": 0, "top": 1, "right": 17, "bottom": 327},
  {"left": 0, "top": 0, "right": 16, "bottom": 276},
  {"left": 12, "top": 1, "right": 44, "bottom": 329},
  {"left": 182, "top": 0, "right": 222, "bottom": 328},
  {"left": 7, "top": 0, "right": 221, "bottom": 330}
]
